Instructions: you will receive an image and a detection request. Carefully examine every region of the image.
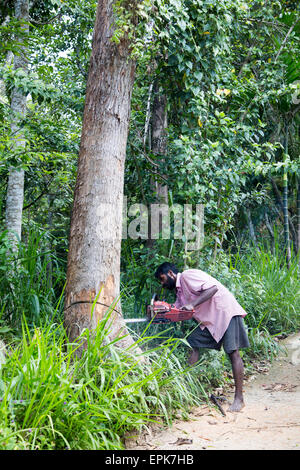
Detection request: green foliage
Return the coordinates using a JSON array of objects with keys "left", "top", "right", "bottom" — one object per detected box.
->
[
  {"left": 112, "top": 0, "right": 154, "bottom": 58},
  {"left": 229, "top": 241, "right": 300, "bottom": 335},
  {"left": 0, "top": 0, "right": 299, "bottom": 450},
  {"left": 1, "top": 238, "right": 296, "bottom": 450},
  {"left": 0, "top": 229, "right": 65, "bottom": 328},
  {"left": 0, "top": 315, "right": 203, "bottom": 450},
  {"left": 126, "top": 0, "right": 300, "bottom": 253},
  {"left": 247, "top": 326, "right": 281, "bottom": 361}
]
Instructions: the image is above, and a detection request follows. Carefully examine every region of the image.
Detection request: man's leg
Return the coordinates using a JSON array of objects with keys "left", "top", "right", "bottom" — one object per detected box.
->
[
  {"left": 188, "top": 347, "right": 199, "bottom": 366},
  {"left": 228, "top": 349, "right": 245, "bottom": 412}
]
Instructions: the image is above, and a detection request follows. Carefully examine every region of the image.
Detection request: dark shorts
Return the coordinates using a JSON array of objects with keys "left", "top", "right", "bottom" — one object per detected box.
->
[{"left": 187, "top": 315, "right": 250, "bottom": 355}]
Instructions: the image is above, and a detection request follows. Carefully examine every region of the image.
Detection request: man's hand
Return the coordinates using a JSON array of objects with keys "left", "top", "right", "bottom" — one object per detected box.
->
[{"left": 181, "top": 304, "right": 194, "bottom": 311}]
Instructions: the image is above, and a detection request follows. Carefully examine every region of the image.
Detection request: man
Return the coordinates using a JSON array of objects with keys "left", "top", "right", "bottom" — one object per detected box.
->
[{"left": 154, "top": 262, "right": 250, "bottom": 412}]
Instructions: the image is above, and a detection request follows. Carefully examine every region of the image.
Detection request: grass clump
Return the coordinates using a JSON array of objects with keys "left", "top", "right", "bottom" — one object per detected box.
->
[
  {"left": 0, "top": 314, "right": 203, "bottom": 450},
  {"left": 230, "top": 246, "right": 299, "bottom": 336},
  {"left": 0, "top": 230, "right": 65, "bottom": 328}
]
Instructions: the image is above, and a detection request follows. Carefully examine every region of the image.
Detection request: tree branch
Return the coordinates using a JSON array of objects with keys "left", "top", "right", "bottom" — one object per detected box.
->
[
  {"left": 29, "top": 10, "right": 62, "bottom": 26},
  {"left": 23, "top": 190, "right": 48, "bottom": 210},
  {"left": 75, "top": 44, "right": 88, "bottom": 80},
  {"left": 274, "top": 19, "right": 299, "bottom": 62},
  {"left": 244, "top": 18, "right": 290, "bottom": 30}
]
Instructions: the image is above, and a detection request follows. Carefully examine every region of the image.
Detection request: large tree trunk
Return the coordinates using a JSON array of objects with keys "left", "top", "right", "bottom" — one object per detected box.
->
[
  {"left": 5, "top": 0, "right": 29, "bottom": 251},
  {"left": 64, "top": 0, "right": 138, "bottom": 349}
]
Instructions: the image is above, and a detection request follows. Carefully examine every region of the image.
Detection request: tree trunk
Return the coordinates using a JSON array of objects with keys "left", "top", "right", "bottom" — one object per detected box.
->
[
  {"left": 264, "top": 211, "right": 274, "bottom": 246},
  {"left": 146, "top": 80, "right": 168, "bottom": 246},
  {"left": 46, "top": 194, "right": 54, "bottom": 290},
  {"left": 5, "top": 0, "right": 29, "bottom": 251},
  {"left": 151, "top": 80, "right": 168, "bottom": 205},
  {"left": 64, "top": 0, "right": 138, "bottom": 349},
  {"left": 245, "top": 207, "right": 257, "bottom": 246},
  {"left": 297, "top": 176, "right": 300, "bottom": 265},
  {"left": 270, "top": 177, "right": 297, "bottom": 249},
  {"left": 283, "top": 126, "right": 291, "bottom": 269}
]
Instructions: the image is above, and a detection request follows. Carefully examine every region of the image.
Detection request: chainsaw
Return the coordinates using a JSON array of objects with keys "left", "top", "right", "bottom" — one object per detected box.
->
[{"left": 125, "top": 293, "right": 195, "bottom": 324}]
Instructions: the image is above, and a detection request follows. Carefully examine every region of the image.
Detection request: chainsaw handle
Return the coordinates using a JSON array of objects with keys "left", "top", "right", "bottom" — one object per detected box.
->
[{"left": 150, "top": 293, "right": 159, "bottom": 305}]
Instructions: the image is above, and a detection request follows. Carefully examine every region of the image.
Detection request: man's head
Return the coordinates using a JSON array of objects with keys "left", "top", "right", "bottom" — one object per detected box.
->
[{"left": 154, "top": 262, "right": 179, "bottom": 290}]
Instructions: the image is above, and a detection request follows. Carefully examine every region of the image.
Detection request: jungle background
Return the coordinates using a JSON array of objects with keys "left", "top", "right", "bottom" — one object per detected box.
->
[{"left": 0, "top": 0, "right": 299, "bottom": 450}]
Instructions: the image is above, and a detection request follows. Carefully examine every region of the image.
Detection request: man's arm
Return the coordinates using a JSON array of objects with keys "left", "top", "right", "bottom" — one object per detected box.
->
[{"left": 181, "top": 286, "right": 218, "bottom": 310}]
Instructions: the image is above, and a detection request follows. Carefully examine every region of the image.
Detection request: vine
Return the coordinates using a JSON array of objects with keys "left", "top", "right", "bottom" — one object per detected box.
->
[{"left": 111, "top": 0, "right": 155, "bottom": 58}]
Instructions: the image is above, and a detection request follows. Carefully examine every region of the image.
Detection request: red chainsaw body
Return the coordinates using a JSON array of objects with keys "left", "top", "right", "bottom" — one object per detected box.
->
[{"left": 147, "top": 298, "right": 194, "bottom": 323}]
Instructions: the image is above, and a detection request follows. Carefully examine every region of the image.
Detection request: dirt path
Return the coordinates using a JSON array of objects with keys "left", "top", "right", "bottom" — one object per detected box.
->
[{"left": 126, "top": 333, "right": 300, "bottom": 451}]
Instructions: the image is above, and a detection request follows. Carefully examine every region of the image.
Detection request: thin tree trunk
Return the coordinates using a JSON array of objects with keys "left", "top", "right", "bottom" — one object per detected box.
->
[
  {"left": 151, "top": 80, "right": 168, "bottom": 205},
  {"left": 270, "top": 177, "right": 297, "bottom": 247},
  {"left": 143, "top": 81, "right": 154, "bottom": 149},
  {"left": 46, "top": 194, "right": 54, "bottom": 290},
  {"left": 297, "top": 176, "right": 300, "bottom": 265},
  {"left": 283, "top": 126, "right": 291, "bottom": 268},
  {"left": 5, "top": 0, "right": 29, "bottom": 251},
  {"left": 145, "top": 79, "right": 168, "bottom": 247},
  {"left": 245, "top": 207, "right": 257, "bottom": 246},
  {"left": 264, "top": 211, "right": 274, "bottom": 244},
  {"left": 64, "top": 0, "right": 139, "bottom": 350},
  {"left": 146, "top": 80, "right": 168, "bottom": 247}
]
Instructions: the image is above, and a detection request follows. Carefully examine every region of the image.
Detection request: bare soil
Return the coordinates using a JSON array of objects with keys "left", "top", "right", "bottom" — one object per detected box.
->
[{"left": 125, "top": 332, "right": 300, "bottom": 451}]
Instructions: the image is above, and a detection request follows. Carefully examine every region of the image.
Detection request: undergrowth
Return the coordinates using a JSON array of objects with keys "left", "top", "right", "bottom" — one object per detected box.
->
[
  {"left": 0, "top": 232, "right": 299, "bottom": 450},
  {"left": 0, "top": 314, "right": 204, "bottom": 450}
]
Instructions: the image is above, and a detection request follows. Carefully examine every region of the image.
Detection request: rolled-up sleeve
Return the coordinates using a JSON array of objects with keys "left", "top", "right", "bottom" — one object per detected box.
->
[{"left": 181, "top": 271, "right": 216, "bottom": 295}]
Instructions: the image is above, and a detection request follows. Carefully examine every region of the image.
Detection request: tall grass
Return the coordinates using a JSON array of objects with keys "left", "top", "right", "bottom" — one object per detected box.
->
[
  {"left": 0, "top": 313, "right": 204, "bottom": 450},
  {"left": 0, "top": 230, "right": 298, "bottom": 449},
  {"left": 0, "top": 229, "right": 65, "bottom": 327},
  {"left": 228, "top": 242, "right": 300, "bottom": 336}
]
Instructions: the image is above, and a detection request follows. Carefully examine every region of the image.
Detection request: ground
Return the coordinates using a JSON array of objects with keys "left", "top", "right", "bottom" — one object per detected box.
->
[{"left": 125, "top": 332, "right": 300, "bottom": 451}]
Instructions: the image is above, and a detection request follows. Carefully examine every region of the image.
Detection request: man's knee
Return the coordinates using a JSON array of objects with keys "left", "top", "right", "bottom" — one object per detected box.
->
[
  {"left": 188, "top": 348, "right": 199, "bottom": 366},
  {"left": 228, "top": 349, "right": 241, "bottom": 361}
]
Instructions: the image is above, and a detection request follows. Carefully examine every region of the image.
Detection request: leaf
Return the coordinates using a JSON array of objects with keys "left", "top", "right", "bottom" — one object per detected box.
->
[
  {"left": 30, "top": 294, "right": 40, "bottom": 318},
  {"left": 0, "top": 326, "right": 11, "bottom": 333},
  {"left": 177, "top": 19, "right": 187, "bottom": 31},
  {"left": 194, "top": 71, "right": 203, "bottom": 81}
]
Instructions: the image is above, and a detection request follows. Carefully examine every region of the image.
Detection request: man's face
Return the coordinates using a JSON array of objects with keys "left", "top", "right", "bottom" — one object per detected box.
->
[{"left": 158, "top": 271, "right": 176, "bottom": 290}]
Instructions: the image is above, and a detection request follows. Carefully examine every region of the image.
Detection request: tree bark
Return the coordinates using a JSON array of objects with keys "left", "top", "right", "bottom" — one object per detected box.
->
[
  {"left": 297, "top": 176, "right": 300, "bottom": 265},
  {"left": 64, "top": 0, "right": 138, "bottom": 349},
  {"left": 270, "top": 177, "right": 297, "bottom": 248},
  {"left": 283, "top": 126, "right": 291, "bottom": 269},
  {"left": 151, "top": 80, "right": 168, "bottom": 205},
  {"left": 264, "top": 211, "right": 274, "bottom": 244},
  {"left": 245, "top": 207, "right": 257, "bottom": 246},
  {"left": 5, "top": 0, "right": 29, "bottom": 251},
  {"left": 146, "top": 80, "right": 168, "bottom": 246}
]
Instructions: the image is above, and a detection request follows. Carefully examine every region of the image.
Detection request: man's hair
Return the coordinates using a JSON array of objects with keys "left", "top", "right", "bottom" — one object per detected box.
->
[{"left": 154, "top": 262, "right": 179, "bottom": 279}]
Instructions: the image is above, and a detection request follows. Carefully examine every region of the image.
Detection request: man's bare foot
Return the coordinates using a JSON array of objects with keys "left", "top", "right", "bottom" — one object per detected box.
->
[
  {"left": 188, "top": 349, "right": 199, "bottom": 366},
  {"left": 228, "top": 397, "right": 245, "bottom": 412}
]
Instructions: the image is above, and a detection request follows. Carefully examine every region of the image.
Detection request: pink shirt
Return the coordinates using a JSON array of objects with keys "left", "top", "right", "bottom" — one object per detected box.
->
[{"left": 174, "top": 269, "right": 247, "bottom": 343}]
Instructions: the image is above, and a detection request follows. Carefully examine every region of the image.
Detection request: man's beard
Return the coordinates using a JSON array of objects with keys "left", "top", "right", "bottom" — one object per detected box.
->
[{"left": 163, "top": 275, "right": 176, "bottom": 290}]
